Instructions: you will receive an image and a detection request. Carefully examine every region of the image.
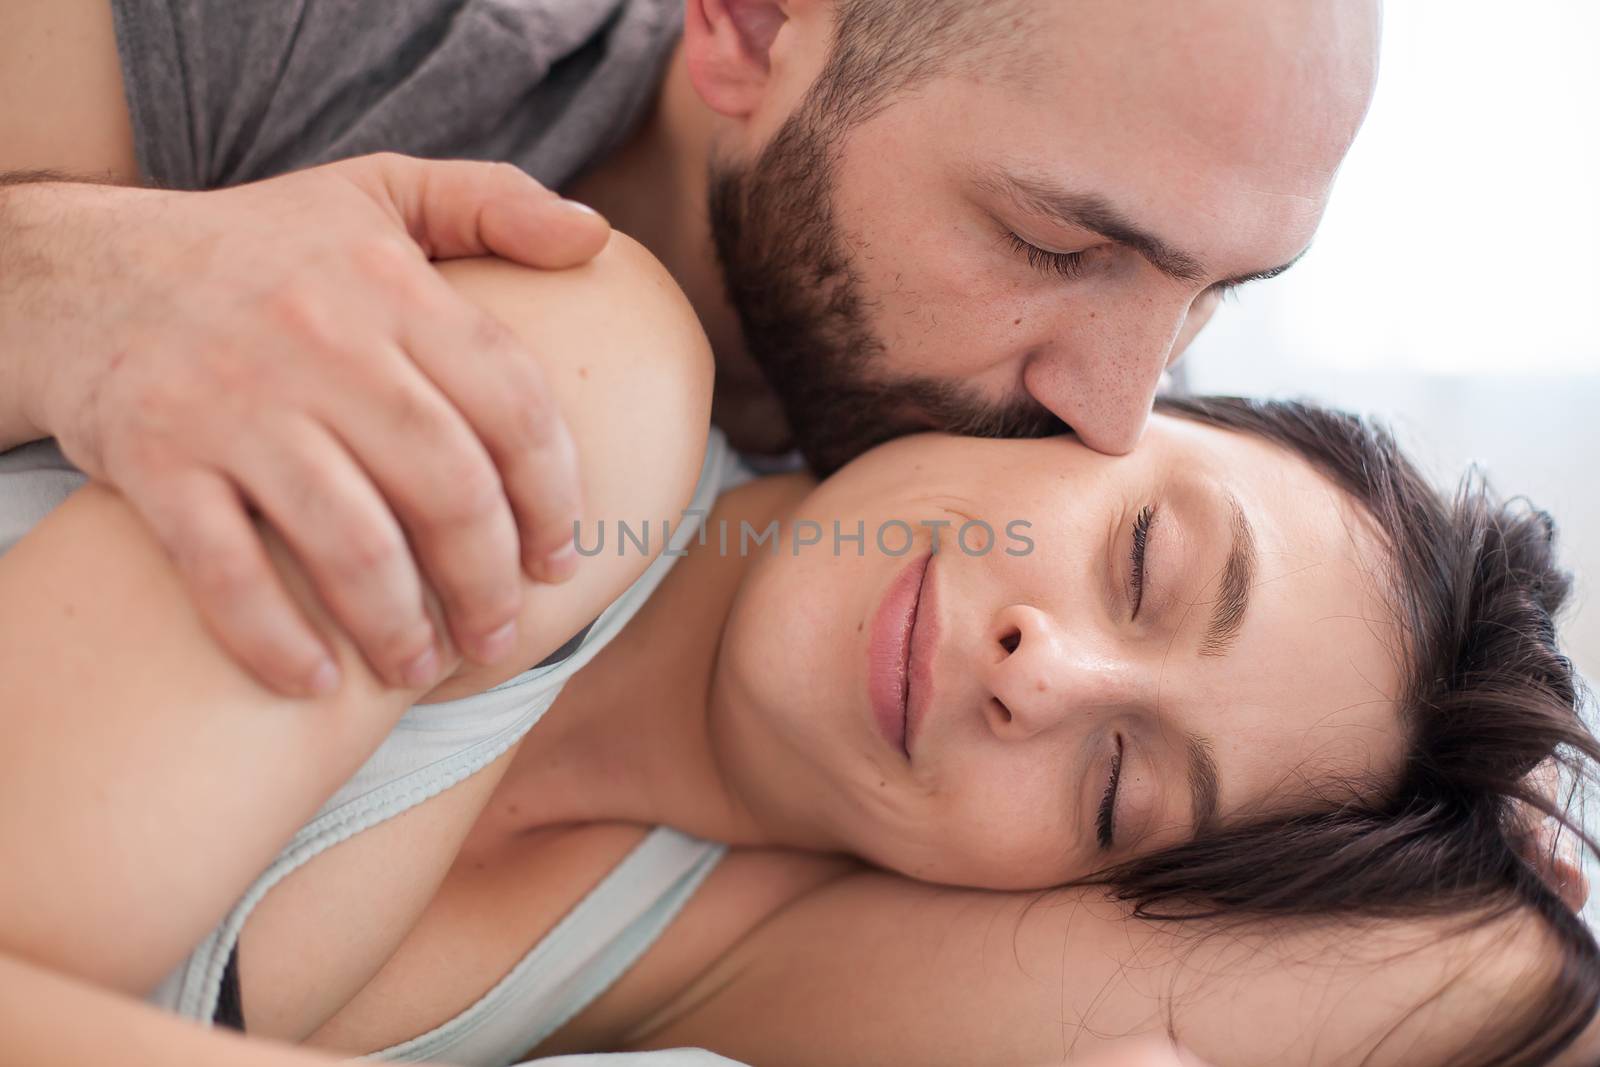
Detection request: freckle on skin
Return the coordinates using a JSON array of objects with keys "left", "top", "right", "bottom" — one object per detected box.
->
[
  {"left": 1036, "top": 680, "right": 1047, "bottom": 692},
  {"left": 1089, "top": 311, "right": 1097, "bottom": 320},
  {"left": 856, "top": 621, "right": 864, "bottom": 632},
  {"left": 578, "top": 366, "right": 589, "bottom": 379},
  {"left": 1013, "top": 318, "right": 1022, "bottom": 326}
]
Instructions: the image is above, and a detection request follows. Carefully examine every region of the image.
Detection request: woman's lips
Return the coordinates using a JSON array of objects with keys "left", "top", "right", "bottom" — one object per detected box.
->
[
  {"left": 867, "top": 552, "right": 933, "bottom": 760},
  {"left": 904, "top": 553, "right": 939, "bottom": 758}
]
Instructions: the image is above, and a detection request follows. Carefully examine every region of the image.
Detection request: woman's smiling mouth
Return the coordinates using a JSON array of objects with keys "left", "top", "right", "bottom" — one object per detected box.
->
[
  {"left": 904, "top": 552, "right": 940, "bottom": 759},
  {"left": 867, "top": 551, "right": 933, "bottom": 760}
]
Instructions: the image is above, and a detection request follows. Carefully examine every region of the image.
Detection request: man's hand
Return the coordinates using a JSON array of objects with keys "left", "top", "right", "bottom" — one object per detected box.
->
[{"left": 1, "top": 153, "right": 609, "bottom": 696}]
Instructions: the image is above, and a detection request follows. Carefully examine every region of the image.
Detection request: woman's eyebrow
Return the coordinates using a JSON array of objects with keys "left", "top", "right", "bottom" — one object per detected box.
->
[
  {"left": 1187, "top": 732, "right": 1222, "bottom": 834},
  {"left": 1198, "top": 492, "right": 1257, "bottom": 658}
]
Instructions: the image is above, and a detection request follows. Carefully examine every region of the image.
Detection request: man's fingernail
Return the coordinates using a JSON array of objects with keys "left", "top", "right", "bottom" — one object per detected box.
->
[
  {"left": 306, "top": 658, "right": 341, "bottom": 698},
  {"left": 401, "top": 646, "right": 440, "bottom": 689},
  {"left": 541, "top": 541, "right": 579, "bottom": 583},
  {"left": 472, "top": 620, "right": 518, "bottom": 663},
  {"left": 558, "top": 197, "right": 602, "bottom": 219}
]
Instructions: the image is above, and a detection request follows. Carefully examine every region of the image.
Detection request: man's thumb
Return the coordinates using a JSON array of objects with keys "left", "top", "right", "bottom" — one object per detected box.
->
[{"left": 353, "top": 153, "right": 611, "bottom": 267}]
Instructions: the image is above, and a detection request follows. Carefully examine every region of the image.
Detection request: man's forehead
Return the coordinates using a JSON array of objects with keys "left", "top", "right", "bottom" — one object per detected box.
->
[
  {"left": 1019, "top": 0, "right": 1380, "bottom": 85},
  {"left": 999, "top": 0, "right": 1379, "bottom": 179},
  {"left": 943, "top": 23, "right": 1360, "bottom": 281}
]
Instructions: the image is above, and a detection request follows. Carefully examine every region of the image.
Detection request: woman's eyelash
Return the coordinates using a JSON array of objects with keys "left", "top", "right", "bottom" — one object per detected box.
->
[
  {"left": 1096, "top": 735, "right": 1124, "bottom": 850},
  {"left": 1129, "top": 504, "right": 1157, "bottom": 618},
  {"left": 1004, "top": 232, "right": 1088, "bottom": 279}
]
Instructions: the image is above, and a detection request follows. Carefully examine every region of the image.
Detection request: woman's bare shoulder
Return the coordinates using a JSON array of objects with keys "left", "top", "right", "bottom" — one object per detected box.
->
[{"left": 426, "top": 239, "right": 715, "bottom": 697}]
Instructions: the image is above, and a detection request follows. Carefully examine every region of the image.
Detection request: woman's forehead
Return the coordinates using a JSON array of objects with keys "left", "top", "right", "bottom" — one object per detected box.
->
[
  {"left": 1146, "top": 417, "right": 1375, "bottom": 523},
  {"left": 1151, "top": 420, "right": 1408, "bottom": 795},
  {"left": 1207, "top": 506, "right": 1406, "bottom": 799}
]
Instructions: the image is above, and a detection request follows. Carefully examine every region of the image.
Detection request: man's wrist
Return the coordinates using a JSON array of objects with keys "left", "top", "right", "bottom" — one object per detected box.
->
[
  {"left": 0, "top": 178, "right": 62, "bottom": 447},
  {"left": 0, "top": 176, "right": 132, "bottom": 449}
]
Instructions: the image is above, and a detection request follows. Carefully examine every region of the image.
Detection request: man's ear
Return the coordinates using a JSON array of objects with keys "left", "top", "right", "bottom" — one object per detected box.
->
[{"left": 683, "top": 0, "right": 793, "bottom": 117}]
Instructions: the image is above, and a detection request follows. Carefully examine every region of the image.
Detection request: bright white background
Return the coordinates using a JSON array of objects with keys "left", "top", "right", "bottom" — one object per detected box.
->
[
  {"left": 1176, "top": 0, "right": 1599, "bottom": 922},
  {"left": 1183, "top": 0, "right": 1599, "bottom": 679}
]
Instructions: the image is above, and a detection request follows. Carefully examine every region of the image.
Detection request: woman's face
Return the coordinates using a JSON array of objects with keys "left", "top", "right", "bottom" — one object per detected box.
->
[{"left": 710, "top": 415, "right": 1408, "bottom": 890}]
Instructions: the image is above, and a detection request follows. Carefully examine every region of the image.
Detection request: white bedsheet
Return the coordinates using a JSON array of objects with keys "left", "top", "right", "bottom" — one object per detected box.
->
[{"left": 527, "top": 1050, "right": 745, "bottom": 1066}]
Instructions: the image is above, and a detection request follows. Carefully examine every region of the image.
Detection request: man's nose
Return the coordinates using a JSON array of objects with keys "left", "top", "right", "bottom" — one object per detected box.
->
[
  {"left": 1021, "top": 296, "right": 1195, "bottom": 455},
  {"left": 980, "top": 604, "right": 1143, "bottom": 741}
]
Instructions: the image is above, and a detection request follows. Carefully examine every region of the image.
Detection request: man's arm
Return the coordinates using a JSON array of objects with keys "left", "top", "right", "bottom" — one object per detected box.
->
[
  {"left": 0, "top": 0, "right": 134, "bottom": 438},
  {"left": 0, "top": 0, "right": 613, "bottom": 698},
  {"left": 0, "top": 237, "right": 712, "bottom": 999}
]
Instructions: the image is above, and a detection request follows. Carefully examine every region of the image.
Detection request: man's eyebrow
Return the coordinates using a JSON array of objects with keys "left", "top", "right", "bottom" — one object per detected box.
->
[
  {"left": 981, "top": 168, "right": 1309, "bottom": 289},
  {"left": 981, "top": 168, "right": 1207, "bottom": 282},
  {"left": 1186, "top": 732, "right": 1221, "bottom": 834},
  {"left": 1199, "top": 492, "right": 1256, "bottom": 658}
]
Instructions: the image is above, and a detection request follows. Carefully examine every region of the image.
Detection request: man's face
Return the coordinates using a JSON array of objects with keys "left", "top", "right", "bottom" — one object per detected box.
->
[{"left": 708, "top": 0, "right": 1379, "bottom": 472}]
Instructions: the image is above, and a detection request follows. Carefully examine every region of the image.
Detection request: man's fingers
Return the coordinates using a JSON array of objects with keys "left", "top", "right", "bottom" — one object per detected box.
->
[
  {"left": 310, "top": 343, "right": 528, "bottom": 667},
  {"left": 18, "top": 163, "right": 606, "bottom": 696},
  {"left": 127, "top": 467, "right": 340, "bottom": 698},
  {"left": 225, "top": 419, "right": 441, "bottom": 690},
  {"left": 477, "top": 178, "right": 611, "bottom": 269},
  {"left": 400, "top": 285, "right": 583, "bottom": 584},
  {"left": 356, "top": 154, "right": 611, "bottom": 268}
]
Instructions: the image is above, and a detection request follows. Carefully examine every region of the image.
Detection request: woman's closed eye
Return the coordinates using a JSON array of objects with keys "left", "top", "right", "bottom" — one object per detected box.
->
[
  {"left": 1128, "top": 504, "right": 1158, "bottom": 619},
  {"left": 1005, "top": 231, "right": 1089, "bottom": 280},
  {"left": 1096, "top": 734, "right": 1124, "bottom": 850}
]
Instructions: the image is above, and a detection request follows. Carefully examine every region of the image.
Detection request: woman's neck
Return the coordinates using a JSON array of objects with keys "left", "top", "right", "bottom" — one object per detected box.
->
[{"left": 484, "top": 474, "right": 822, "bottom": 849}]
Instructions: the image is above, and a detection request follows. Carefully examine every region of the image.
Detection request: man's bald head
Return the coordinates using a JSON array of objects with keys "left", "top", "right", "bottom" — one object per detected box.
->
[
  {"left": 697, "top": 0, "right": 1381, "bottom": 468},
  {"left": 810, "top": 0, "right": 1376, "bottom": 145},
  {"left": 803, "top": 0, "right": 1035, "bottom": 132}
]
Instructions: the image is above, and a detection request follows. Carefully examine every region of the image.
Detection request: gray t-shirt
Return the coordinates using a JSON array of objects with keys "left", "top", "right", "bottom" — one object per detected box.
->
[{"left": 108, "top": 0, "right": 683, "bottom": 191}]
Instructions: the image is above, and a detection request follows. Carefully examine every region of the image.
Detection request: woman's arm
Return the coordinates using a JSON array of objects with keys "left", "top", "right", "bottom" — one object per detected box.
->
[
  {"left": 0, "top": 951, "right": 377, "bottom": 1067},
  {"left": 0, "top": 236, "right": 712, "bottom": 996},
  {"left": 633, "top": 869, "right": 1590, "bottom": 1067}
]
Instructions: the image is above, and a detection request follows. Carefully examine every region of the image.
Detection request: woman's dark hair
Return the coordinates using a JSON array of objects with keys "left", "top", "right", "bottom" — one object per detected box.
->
[{"left": 1080, "top": 396, "right": 1597, "bottom": 1066}]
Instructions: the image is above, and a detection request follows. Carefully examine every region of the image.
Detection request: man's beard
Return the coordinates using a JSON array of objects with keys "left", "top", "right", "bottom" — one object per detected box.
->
[{"left": 707, "top": 109, "right": 1063, "bottom": 475}]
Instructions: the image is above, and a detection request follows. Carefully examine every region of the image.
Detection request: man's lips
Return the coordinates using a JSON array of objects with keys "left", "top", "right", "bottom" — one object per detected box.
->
[{"left": 867, "top": 552, "right": 932, "bottom": 759}]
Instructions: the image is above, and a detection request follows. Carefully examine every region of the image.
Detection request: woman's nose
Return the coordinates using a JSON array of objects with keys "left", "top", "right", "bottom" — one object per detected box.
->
[{"left": 981, "top": 604, "right": 1141, "bottom": 740}]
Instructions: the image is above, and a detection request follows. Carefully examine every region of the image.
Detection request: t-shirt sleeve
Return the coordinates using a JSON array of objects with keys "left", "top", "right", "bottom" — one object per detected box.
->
[
  {"left": 107, "top": 0, "right": 681, "bottom": 190},
  {"left": 110, "top": 0, "right": 354, "bottom": 189}
]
